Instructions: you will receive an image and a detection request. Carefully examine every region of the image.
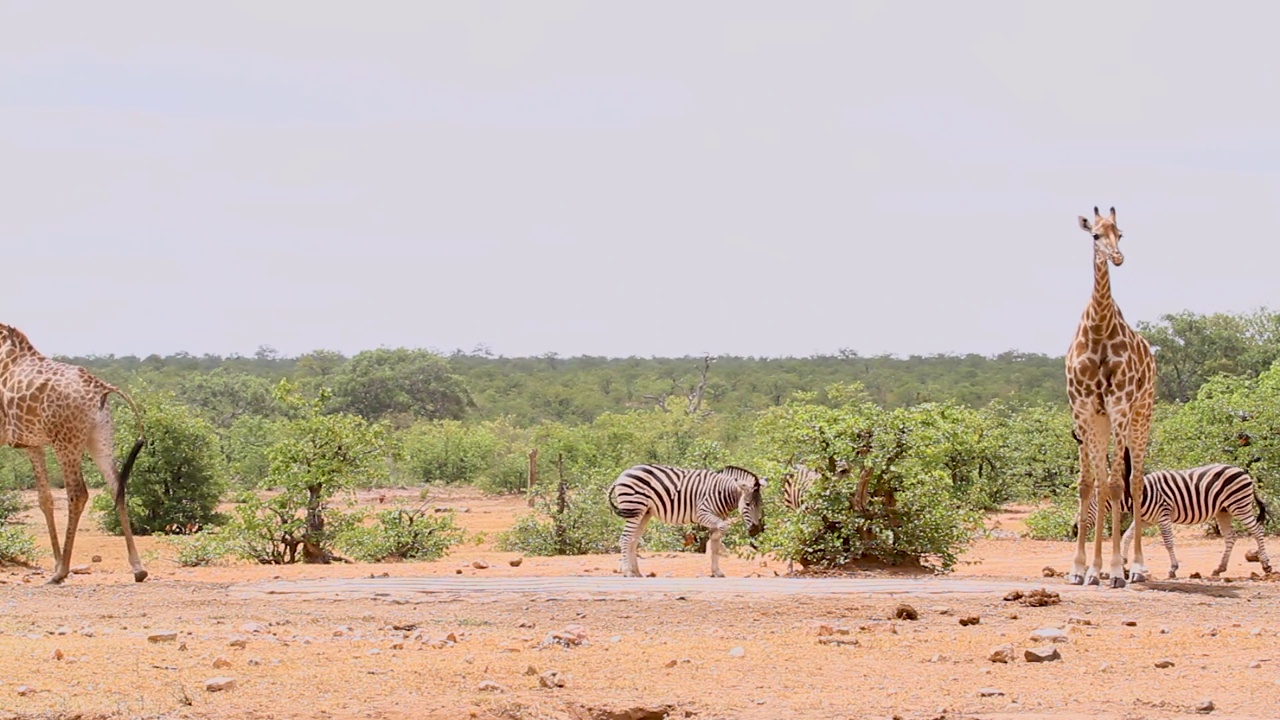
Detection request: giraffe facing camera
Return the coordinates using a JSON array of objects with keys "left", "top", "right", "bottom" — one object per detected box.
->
[{"left": 0, "top": 323, "right": 148, "bottom": 584}]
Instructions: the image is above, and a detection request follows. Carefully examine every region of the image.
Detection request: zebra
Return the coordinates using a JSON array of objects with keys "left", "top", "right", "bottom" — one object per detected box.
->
[
  {"left": 607, "top": 464, "right": 766, "bottom": 578},
  {"left": 1074, "top": 464, "right": 1273, "bottom": 579},
  {"left": 780, "top": 460, "right": 853, "bottom": 511}
]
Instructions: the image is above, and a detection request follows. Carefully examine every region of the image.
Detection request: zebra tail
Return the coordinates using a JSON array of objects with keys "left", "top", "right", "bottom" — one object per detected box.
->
[{"left": 1256, "top": 492, "right": 1269, "bottom": 526}]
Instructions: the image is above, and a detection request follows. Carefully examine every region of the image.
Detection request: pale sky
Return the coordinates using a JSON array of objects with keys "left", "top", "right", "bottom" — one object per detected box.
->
[{"left": 3, "top": 2, "right": 1278, "bottom": 359}]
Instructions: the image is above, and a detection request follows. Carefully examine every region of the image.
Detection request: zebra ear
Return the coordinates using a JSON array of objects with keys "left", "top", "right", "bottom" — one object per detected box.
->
[{"left": 759, "top": 478, "right": 768, "bottom": 487}]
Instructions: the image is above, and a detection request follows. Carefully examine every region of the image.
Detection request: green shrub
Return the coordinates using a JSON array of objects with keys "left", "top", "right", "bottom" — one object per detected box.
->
[
  {"left": 1024, "top": 499, "right": 1078, "bottom": 540},
  {"left": 337, "top": 507, "right": 465, "bottom": 562},
  {"left": 165, "top": 530, "right": 232, "bottom": 567},
  {"left": 0, "top": 525, "right": 37, "bottom": 564}
]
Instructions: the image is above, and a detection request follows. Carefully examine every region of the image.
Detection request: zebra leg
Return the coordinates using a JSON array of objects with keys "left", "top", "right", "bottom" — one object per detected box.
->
[
  {"left": 1212, "top": 510, "right": 1235, "bottom": 577},
  {"left": 1121, "top": 514, "right": 1134, "bottom": 567},
  {"left": 1243, "top": 512, "right": 1273, "bottom": 574},
  {"left": 1158, "top": 514, "right": 1178, "bottom": 579},
  {"left": 706, "top": 522, "right": 728, "bottom": 578},
  {"left": 619, "top": 514, "right": 650, "bottom": 578}
]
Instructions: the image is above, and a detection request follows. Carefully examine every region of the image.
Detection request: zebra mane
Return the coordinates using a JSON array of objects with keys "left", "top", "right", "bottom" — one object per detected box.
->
[{"left": 718, "top": 465, "right": 760, "bottom": 481}]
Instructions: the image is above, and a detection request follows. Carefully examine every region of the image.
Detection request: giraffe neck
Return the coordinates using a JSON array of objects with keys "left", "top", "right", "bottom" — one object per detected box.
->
[{"left": 1086, "top": 252, "right": 1120, "bottom": 328}]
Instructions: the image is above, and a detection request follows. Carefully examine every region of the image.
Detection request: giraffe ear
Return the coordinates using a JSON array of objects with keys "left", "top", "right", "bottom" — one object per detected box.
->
[
  {"left": 1078, "top": 216, "right": 1093, "bottom": 232},
  {"left": 1109, "top": 206, "right": 1116, "bottom": 220},
  {"left": 1093, "top": 206, "right": 1101, "bottom": 218}
]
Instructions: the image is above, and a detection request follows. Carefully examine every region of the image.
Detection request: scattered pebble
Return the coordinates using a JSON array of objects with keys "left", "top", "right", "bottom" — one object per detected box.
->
[
  {"left": 728, "top": 646, "right": 746, "bottom": 658},
  {"left": 1024, "top": 646, "right": 1061, "bottom": 663},
  {"left": 1067, "top": 617, "right": 1093, "bottom": 626},
  {"left": 91, "top": 555, "right": 102, "bottom": 563},
  {"left": 987, "top": 645, "right": 1014, "bottom": 664},
  {"left": 539, "top": 670, "right": 566, "bottom": 688},
  {"left": 213, "top": 656, "right": 232, "bottom": 669},
  {"left": 1121, "top": 619, "right": 1137, "bottom": 627},
  {"left": 509, "top": 557, "right": 524, "bottom": 567},
  {"left": 1030, "top": 627, "right": 1069, "bottom": 644},
  {"left": 894, "top": 604, "right": 919, "bottom": 621},
  {"left": 476, "top": 680, "right": 504, "bottom": 693},
  {"left": 959, "top": 616, "right": 980, "bottom": 627},
  {"left": 1155, "top": 659, "right": 1176, "bottom": 669},
  {"left": 1195, "top": 699, "right": 1215, "bottom": 714},
  {"left": 147, "top": 632, "right": 178, "bottom": 643},
  {"left": 977, "top": 688, "right": 1005, "bottom": 697},
  {"left": 204, "top": 677, "right": 236, "bottom": 692},
  {"left": 49, "top": 649, "right": 63, "bottom": 661},
  {"left": 70, "top": 565, "right": 91, "bottom": 575}
]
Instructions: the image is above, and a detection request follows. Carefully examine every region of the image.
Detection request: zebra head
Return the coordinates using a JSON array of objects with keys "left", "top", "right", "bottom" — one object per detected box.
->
[
  {"left": 732, "top": 469, "right": 767, "bottom": 537},
  {"left": 1078, "top": 206, "right": 1125, "bottom": 267}
]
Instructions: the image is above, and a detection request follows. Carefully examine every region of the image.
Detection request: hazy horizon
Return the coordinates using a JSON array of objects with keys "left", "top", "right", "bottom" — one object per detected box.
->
[{"left": 4, "top": 2, "right": 1279, "bottom": 360}]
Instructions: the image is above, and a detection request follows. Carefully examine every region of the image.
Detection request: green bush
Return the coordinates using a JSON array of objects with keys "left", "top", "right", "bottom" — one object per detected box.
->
[
  {"left": 751, "top": 385, "right": 982, "bottom": 572},
  {"left": 500, "top": 495, "right": 620, "bottom": 556},
  {"left": 400, "top": 419, "right": 530, "bottom": 493},
  {"left": 94, "top": 393, "right": 228, "bottom": 536},
  {"left": 165, "top": 530, "right": 232, "bottom": 567},
  {"left": 0, "top": 525, "right": 37, "bottom": 564},
  {"left": 336, "top": 507, "right": 466, "bottom": 562},
  {"left": 1024, "top": 499, "right": 1078, "bottom": 540}
]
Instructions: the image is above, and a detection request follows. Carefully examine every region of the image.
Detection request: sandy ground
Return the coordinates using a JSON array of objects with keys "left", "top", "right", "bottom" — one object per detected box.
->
[{"left": 2, "top": 487, "right": 1278, "bottom": 720}]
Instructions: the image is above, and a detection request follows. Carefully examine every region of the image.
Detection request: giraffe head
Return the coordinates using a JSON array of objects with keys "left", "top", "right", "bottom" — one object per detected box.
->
[{"left": 1077, "top": 206, "right": 1125, "bottom": 266}]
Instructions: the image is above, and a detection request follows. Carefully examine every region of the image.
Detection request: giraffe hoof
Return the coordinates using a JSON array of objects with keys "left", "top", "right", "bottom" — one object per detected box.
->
[
  {"left": 44, "top": 575, "right": 67, "bottom": 586},
  {"left": 711, "top": 571, "right": 725, "bottom": 578},
  {"left": 1110, "top": 576, "right": 1127, "bottom": 589},
  {"left": 1065, "top": 574, "right": 1085, "bottom": 585},
  {"left": 134, "top": 570, "right": 149, "bottom": 583},
  {"left": 1084, "top": 572, "right": 1100, "bottom": 586},
  {"left": 1128, "top": 571, "right": 1148, "bottom": 584}
]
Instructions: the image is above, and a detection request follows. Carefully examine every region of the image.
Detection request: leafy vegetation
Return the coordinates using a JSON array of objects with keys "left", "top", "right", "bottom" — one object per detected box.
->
[{"left": 337, "top": 506, "right": 466, "bottom": 563}]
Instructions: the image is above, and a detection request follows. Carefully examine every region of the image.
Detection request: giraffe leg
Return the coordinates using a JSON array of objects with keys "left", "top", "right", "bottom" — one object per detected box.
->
[
  {"left": 1070, "top": 416, "right": 1107, "bottom": 585},
  {"left": 1123, "top": 417, "right": 1153, "bottom": 585},
  {"left": 1212, "top": 510, "right": 1236, "bottom": 577},
  {"left": 1087, "top": 419, "right": 1111, "bottom": 586},
  {"left": 88, "top": 431, "right": 148, "bottom": 582},
  {"left": 26, "top": 448, "right": 62, "bottom": 570},
  {"left": 48, "top": 446, "right": 88, "bottom": 585}
]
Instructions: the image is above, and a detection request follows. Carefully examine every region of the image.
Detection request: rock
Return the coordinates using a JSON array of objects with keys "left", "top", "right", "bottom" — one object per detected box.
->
[
  {"left": 1203, "top": 627, "right": 1220, "bottom": 637},
  {"left": 15, "top": 685, "right": 36, "bottom": 696},
  {"left": 54, "top": 626, "right": 72, "bottom": 636},
  {"left": 147, "top": 631, "right": 178, "bottom": 643},
  {"left": 1042, "top": 566, "right": 1057, "bottom": 577},
  {"left": 1024, "top": 646, "right": 1061, "bottom": 663},
  {"left": 988, "top": 645, "right": 1015, "bottom": 664},
  {"left": 1190, "top": 572, "right": 1202, "bottom": 579},
  {"left": 1249, "top": 661, "right": 1262, "bottom": 669},
  {"left": 894, "top": 603, "right": 919, "bottom": 620},
  {"left": 455, "top": 568, "right": 463, "bottom": 574},
  {"left": 524, "top": 665, "right": 539, "bottom": 676},
  {"left": 540, "top": 624, "right": 588, "bottom": 648},
  {"left": 50, "top": 649, "right": 63, "bottom": 661},
  {"left": 539, "top": 670, "right": 566, "bottom": 688},
  {"left": 1250, "top": 627, "right": 1263, "bottom": 637},
  {"left": 212, "top": 656, "right": 232, "bottom": 669},
  {"left": 1195, "top": 700, "right": 1215, "bottom": 714},
  {"left": 70, "top": 565, "right": 91, "bottom": 575},
  {"left": 390, "top": 642, "right": 404, "bottom": 650},
  {"left": 91, "top": 555, "right": 102, "bottom": 563},
  {"left": 977, "top": 688, "right": 1005, "bottom": 697},
  {"left": 728, "top": 646, "right": 746, "bottom": 658},
  {"left": 663, "top": 659, "right": 678, "bottom": 668},
  {"left": 228, "top": 638, "right": 248, "bottom": 648},
  {"left": 1099, "top": 662, "right": 1111, "bottom": 672},
  {"left": 1067, "top": 616, "right": 1093, "bottom": 626},
  {"left": 1003, "top": 590, "right": 1024, "bottom": 601},
  {"left": 517, "top": 620, "right": 536, "bottom": 629},
  {"left": 240, "top": 622, "right": 267, "bottom": 634},
  {"left": 1246, "top": 548, "right": 1260, "bottom": 563},
  {"left": 204, "top": 677, "right": 236, "bottom": 692},
  {"left": 816, "top": 624, "right": 835, "bottom": 636},
  {"left": 1030, "top": 627, "right": 1069, "bottom": 644},
  {"left": 1121, "top": 619, "right": 1137, "bottom": 627},
  {"left": 79, "top": 626, "right": 95, "bottom": 637},
  {"left": 509, "top": 557, "right": 524, "bottom": 567},
  {"left": 959, "top": 616, "right": 980, "bottom": 627},
  {"left": 472, "top": 560, "right": 489, "bottom": 570},
  {"left": 1154, "top": 659, "right": 1176, "bottom": 669},
  {"left": 476, "top": 680, "right": 504, "bottom": 693}
]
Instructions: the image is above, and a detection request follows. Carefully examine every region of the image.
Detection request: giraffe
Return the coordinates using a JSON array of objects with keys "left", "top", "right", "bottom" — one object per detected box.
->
[
  {"left": 1064, "top": 207, "right": 1157, "bottom": 588},
  {"left": 0, "top": 324, "right": 148, "bottom": 584}
]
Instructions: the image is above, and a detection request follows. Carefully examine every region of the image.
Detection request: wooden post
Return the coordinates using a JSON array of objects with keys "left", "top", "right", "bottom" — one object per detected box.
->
[
  {"left": 554, "top": 453, "right": 568, "bottom": 555},
  {"left": 526, "top": 448, "right": 539, "bottom": 507}
]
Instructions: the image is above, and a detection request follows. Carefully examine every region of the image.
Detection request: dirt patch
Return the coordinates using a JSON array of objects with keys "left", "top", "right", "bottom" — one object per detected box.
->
[{"left": 4, "top": 487, "right": 1280, "bottom": 719}]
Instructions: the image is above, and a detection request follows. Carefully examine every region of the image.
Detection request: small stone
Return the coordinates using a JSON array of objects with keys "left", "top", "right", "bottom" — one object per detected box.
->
[
  {"left": 663, "top": 659, "right": 677, "bottom": 668},
  {"left": 728, "top": 646, "right": 746, "bottom": 658},
  {"left": 247, "top": 658, "right": 262, "bottom": 666},
  {"left": 50, "top": 649, "right": 63, "bottom": 661},
  {"left": 987, "top": 644, "right": 1014, "bottom": 663},
  {"left": 472, "top": 560, "right": 489, "bottom": 570},
  {"left": 1042, "top": 566, "right": 1057, "bottom": 578},
  {"left": 1154, "top": 659, "right": 1175, "bottom": 669},
  {"left": 816, "top": 624, "right": 835, "bottom": 636},
  {"left": 1024, "top": 646, "right": 1061, "bottom": 663},
  {"left": 390, "top": 642, "right": 404, "bottom": 650},
  {"left": 240, "top": 622, "right": 267, "bottom": 634},
  {"left": 524, "top": 665, "right": 539, "bottom": 676},
  {"left": 977, "top": 688, "right": 1005, "bottom": 697},
  {"left": 212, "top": 656, "right": 232, "bottom": 669},
  {"left": 539, "top": 670, "right": 566, "bottom": 688},
  {"left": 1249, "top": 661, "right": 1262, "bottom": 669},
  {"left": 1067, "top": 616, "right": 1093, "bottom": 626},
  {"left": 147, "top": 631, "right": 178, "bottom": 643},
  {"left": 178, "top": 642, "right": 187, "bottom": 651},
  {"left": 1190, "top": 571, "right": 1202, "bottom": 579},
  {"left": 1030, "top": 627, "right": 1069, "bottom": 644},
  {"left": 1250, "top": 627, "right": 1263, "bottom": 637},
  {"left": 959, "top": 616, "right": 980, "bottom": 627},
  {"left": 1099, "top": 662, "right": 1111, "bottom": 672},
  {"left": 455, "top": 568, "right": 463, "bottom": 574},
  {"left": 1195, "top": 700, "right": 1215, "bottom": 714},
  {"left": 15, "top": 685, "right": 36, "bottom": 696},
  {"left": 517, "top": 620, "right": 536, "bottom": 629},
  {"left": 204, "top": 677, "right": 236, "bottom": 692},
  {"left": 509, "top": 557, "right": 524, "bottom": 567},
  {"left": 91, "top": 555, "right": 102, "bottom": 563},
  {"left": 70, "top": 565, "right": 91, "bottom": 575},
  {"left": 1246, "top": 549, "right": 1260, "bottom": 563},
  {"left": 54, "top": 626, "right": 72, "bottom": 636},
  {"left": 1203, "top": 627, "right": 1220, "bottom": 637},
  {"left": 894, "top": 604, "right": 919, "bottom": 621},
  {"left": 228, "top": 638, "right": 248, "bottom": 648},
  {"left": 1121, "top": 619, "right": 1137, "bottom": 627},
  {"left": 476, "top": 680, "right": 503, "bottom": 693},
  {"left": 817, "top": 637, "right": 859, "bottom": 647}
]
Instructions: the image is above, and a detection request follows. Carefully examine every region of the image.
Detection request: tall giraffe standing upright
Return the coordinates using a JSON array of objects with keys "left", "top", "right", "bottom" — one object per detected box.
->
[
  {"left": 0, "top": 324, "right": 148, "bottom": 584},
  {"left": 1064, "top": 207, "right": 1157, "bottom": 588}
]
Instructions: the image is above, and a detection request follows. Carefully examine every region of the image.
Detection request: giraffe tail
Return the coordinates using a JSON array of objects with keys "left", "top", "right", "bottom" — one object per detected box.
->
[{"left": 118, "top": 438, "right": 144, "bottom": 505}]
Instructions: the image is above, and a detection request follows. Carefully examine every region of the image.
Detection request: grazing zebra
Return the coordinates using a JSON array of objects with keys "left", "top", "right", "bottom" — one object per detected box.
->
[
  {"left": 607, "top": 464, "right": 766, "bottom": 578},
  {"left": 1075, "top": 464, "right": 1273, "bottom": 579},
  {"left": 781, "top": 460, "right": 853, "bottom": 510}
]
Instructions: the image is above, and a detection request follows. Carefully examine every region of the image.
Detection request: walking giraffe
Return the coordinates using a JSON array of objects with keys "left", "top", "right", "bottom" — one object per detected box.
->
[
  {"left": 1065, "top": 207, "right": 1157, "bottom": 588},
  {"left": 0, "top": 324, "right": 148, "bottom": 584}
]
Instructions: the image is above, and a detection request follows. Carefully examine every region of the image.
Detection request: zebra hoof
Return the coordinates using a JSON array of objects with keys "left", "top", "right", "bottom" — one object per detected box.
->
[
  {"left": 1110, "top": 575, "right": 1127, "bottom": 589},
  {"left": 1167, "top": 570, "right": 1177, "bottom": 580}
]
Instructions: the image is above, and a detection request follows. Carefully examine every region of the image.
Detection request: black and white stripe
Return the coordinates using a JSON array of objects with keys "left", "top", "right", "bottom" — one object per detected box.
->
[
  {"left": 608, "top": 464, "right": 766, "bottom": 578},
  {"left": 1076, "top": 464, "right": 1272, "bottom": 578},
  {"left": 781, "top": 464, "right": 821, "bottom": 511}
]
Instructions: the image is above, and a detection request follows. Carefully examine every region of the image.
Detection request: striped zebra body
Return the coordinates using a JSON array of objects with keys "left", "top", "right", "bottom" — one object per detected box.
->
[
  {"left": 608, "top": 464, "right": 766, "bottom": 578},
  {"left": 1077, "top": 464, "right": 1272, "bottom": 578},
  {"left": 781, "top": 465, "right": 821, "bottom": 511}
]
